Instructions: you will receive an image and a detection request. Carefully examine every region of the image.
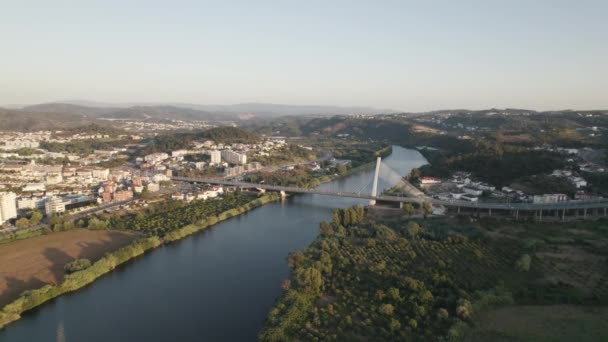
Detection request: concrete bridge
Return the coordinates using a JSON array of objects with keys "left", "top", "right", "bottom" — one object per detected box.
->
[{"left": 172, "top": 157, "right": 608, "bottom": 221}]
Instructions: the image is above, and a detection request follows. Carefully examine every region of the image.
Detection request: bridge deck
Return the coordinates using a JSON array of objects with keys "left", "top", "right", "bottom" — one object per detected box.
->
[{"left": 172, "top": 176, "right": 608, "bottom": 211}]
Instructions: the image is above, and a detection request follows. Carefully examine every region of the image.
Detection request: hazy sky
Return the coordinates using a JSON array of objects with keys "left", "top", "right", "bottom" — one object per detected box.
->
[{"left": 1, "top": 0, "right": 607, "bottom": 111}]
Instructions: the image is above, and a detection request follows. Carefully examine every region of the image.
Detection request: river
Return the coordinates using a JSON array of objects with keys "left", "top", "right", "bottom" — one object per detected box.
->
[{"left": 0, "top": 146, "right": 427, "bottom": 342}]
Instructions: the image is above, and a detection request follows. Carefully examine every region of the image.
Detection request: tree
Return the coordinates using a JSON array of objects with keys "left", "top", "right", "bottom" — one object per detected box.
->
[
  {"left": 29, "top": 209, "right": 43, "bottom": 225},
  {"left": 389, "top": 318, "right": 401, "bottom": 332},
  {"left": 332, "top": 210, "right": 343, "bottom": 227},
  {"left": 64, "top": 258, "right": 92, "bottom": 273},
  {"left": 15, "top": 217, "right": 30, "bottom": 228},
  {"left": 406, "top": 222, "right": 422, "bottom": 238},
  {"left": 319, "top": 221, "right": 333, "bottom": 237},
  {"left": 387, "top": 287, "right": 401, "bottom": 301},
  {"left": 288, "top": 251, "right": 305, "bottom": 270},
  {"left": 296, "top": 267, "right": 323, "bottom": 295},
  {"left": 422, "top": 202, "right": 433, "bottom": 217},
  {"left": 515, "top": 254, "right": 532, "bottom": 272},
  {"left": 402, "top": 203, "right": 415, "bottom": 216},
  {"left": 437, "top": 308, "right": 449, "bottom": 320},
  {"left": 337, "top": 164, "right": 348, "bottom": 175},
  {"left": 409, "top": 168, "right": 421, "bottom": 181},
  {"left": 379, "top": 303, "right": 394, "bottom": 315},
  {"left": 456, "top": 299, "right": 472, "bottom": 320}
]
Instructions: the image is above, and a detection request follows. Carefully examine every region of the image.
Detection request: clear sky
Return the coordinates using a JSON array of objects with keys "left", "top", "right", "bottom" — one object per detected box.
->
[{"left": 1, "top": 0, "right": 606, "bottom": 111}]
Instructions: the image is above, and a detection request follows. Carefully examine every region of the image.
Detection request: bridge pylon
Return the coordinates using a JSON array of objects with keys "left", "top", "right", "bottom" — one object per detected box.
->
[{"left": 369, "top": 157, "right": 381, "bottom": 206}]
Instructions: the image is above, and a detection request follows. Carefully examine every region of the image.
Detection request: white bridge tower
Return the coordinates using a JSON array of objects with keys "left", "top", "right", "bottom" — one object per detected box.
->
[{"left": 369, "top": 157, "right": 381, "bottom": 206}]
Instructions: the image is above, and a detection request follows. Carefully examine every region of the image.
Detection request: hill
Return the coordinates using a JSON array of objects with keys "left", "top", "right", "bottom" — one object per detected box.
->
[
  {"left": 21, "top": 103, "right": 117, "bottom": 117},
  {"left": 0, "top": 108, "right": 94, "bottom": 131},
  {"left": 201, "top": 126, "right": 261, "bottom": 144},
  {"left": 98, "top": 105, "right": 237, "bottom": 122}
]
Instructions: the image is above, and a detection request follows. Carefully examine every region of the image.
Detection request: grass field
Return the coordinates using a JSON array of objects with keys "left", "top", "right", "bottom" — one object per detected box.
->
[
  {"left": 0, "top": 229, "right": 137, "bottom": 306},
  {"left": 464, "top": 305, "right": 608, "bottom": 342}
]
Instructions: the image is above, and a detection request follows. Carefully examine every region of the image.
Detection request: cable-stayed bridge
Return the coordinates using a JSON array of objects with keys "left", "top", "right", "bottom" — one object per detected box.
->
[{"left": 173, "top": 157, "right": 608, "bottom": 220}]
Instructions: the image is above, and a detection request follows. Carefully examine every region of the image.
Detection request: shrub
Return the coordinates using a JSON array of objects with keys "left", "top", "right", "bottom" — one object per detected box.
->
[
  {"left": 64, "top": 258, "right": 92, "bottom": 273},
  {"left": 515, "top": 254, "right": 532, "bottom": 272}
]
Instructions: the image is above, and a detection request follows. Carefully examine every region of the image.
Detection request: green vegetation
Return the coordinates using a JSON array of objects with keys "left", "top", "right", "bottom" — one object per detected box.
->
[
  {"left": 89, "top": 193, "right": 255, "bottom": 236},
  {"left": 13, "top": 148, "right": 43, "bottom": 156},
  {"left": 202, "top": 126, "right": 261, "bottom": 144},
  {"left": 64, "top": 258, "right": 92, "bottom": 273},
  {"left": 260, "top": 210, "right": 608, "bottom": 341},
  {"left": 14, "top": 209, "right": 43, "bottom": 228},
  {"left": 54, "top": 124, "right": 125, "bottom": 137},
  {"left": 249, "top": 144, "right": 316, "bottom": 166},
  {"left": 138, "top": 126, "right": 261, "bottom": 154},
  {"left": 246, "top": 166, "right": 330, "bottom": 189},
  {"left": 462, "top": 305, "right": 608, "bottom": 341},
  {"left": 0, "top": 227, "right": 47, "bottom": 245},
  {"left": 41, "top": 138, "right": 131, "bottom": 156},
  {"left": 420, "top": 145, "right": 566, "bottom": 187}
]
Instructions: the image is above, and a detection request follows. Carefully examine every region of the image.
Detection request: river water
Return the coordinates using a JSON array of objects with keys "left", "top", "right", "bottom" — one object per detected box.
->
[{"left": 0, "top": 146, "right": 427, "bottom": 342}]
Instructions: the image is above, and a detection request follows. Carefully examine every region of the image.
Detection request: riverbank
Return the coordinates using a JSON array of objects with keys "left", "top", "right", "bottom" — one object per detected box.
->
[
  {"left": 0, "top": 192, "right": 281, "bottom": 330},
  {"left": 323, "top": 145, "right": 394, "bottom": 184}
]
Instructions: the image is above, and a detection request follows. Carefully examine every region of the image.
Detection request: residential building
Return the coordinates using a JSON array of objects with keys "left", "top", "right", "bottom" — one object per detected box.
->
[
  {"left": 420, "top": 177, "right": 442, "bottom": 185},
  {"left": 147, "top": 183, "right": 160, "bottom": 192},
  {"left": 209, "top": 150, "right": 221, "bottom": 164},
  {"left": 114, "top": 190, "right": 133, "bottom": 201},
  {"left": 17, "top": 196, "right": 45, "bottom": 210},
  {"left": 45, "top": 196, "right": 66, "bottom": 215},
  {"left": 221, "top": 150, "right": 247, "bottom": 165},
  {"left": 0, "top": 192, "right": 18, "bottom": 224},
  {"left": 144, "top": 153, "right": 169, "bottom": 164}
]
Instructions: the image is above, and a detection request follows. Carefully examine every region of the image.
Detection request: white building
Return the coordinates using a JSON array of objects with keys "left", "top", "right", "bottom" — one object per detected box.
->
[
  {"left": 45, "top": 196, "right": 66, "bottom": 215},
  {"left": 17, "top": 196, "right": 45, "bottom": 210},
  {"left": 23, "top": 183, "right": 46, "bottom": 192},
  {"left": 0, "top": 192, "right": 18, "bottom": 224},
  {"left": 420, "top": 177, "right": 441, "bottom": 185},
  {"left": 533, "top": 194, "right": 568, "bottom": 204},
  {"left": 91, "top": 168, "right": 110, "bottom": 181},
  {"left": 144, "top": 153, "right": 169, "bottom": 164},
  {"left": 209, "top": 150, "right": 221, "bottom": 165},
  {"left": 172, "top": 150, "right": 191, "bottom": 157},
  {"left": 147, "top": 183, "right": 160, "bottom": 192},
  {"left": 569, "top": 177, "right": 587, "bottom": 189},
  {"left": 221, "top": 150, "right": 247, "bottom": 165},
  {"left": 4, "top": 140, "right": 40, "bottom": 149},
  {"left": 463, "top": 187, "right": 483, "bottom": 196}
]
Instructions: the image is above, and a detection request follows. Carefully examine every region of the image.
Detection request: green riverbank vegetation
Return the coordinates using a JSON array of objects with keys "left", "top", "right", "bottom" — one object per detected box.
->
[{"left": 260, "top": 209, "right": 608, "bottom": 341}]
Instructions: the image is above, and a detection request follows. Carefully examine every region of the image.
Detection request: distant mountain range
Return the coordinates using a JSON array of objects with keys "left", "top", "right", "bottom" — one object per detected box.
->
[
  {"left": 0, "top": 101, "right": 396, "bottom": 131},
  {"left": 3, "top": 101, "right": 605, "bottom": 132},
  {"left": 21, "top": 101, "right": 395, "bottom": 117}
]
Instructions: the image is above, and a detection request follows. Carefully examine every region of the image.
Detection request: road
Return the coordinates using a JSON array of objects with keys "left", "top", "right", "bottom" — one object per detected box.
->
[{"left": 172, "top": 176, "right": 608, "bottom": 212}]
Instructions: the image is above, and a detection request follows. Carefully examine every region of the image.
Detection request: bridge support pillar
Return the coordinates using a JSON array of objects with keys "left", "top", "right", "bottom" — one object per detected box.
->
[
  {"left": 369, "top": 157, "right": 381, "bottom": 206},
  {"left": 604, "top": 207, "right": 607, "bottom": 216},
  {"left": 457, "top": 206, "right": 460, "bottom": 214},
  {"left": 515, "top": 210, "right": 518, "bottom": 220},
  {"left": 399, "top": 202, "right": 403, "bottom": 209},
  {"left": 488, "top": 208, "right": 491, "bottom": 217},
  {"left": 584, "top": 208, "right": 587, "bottom": 219},
  {"left": 562, "top": 209, "right": 566, "bottom": 222},
  {"left": 280, "top": 191, "right": 287, "bottom": 198}
]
